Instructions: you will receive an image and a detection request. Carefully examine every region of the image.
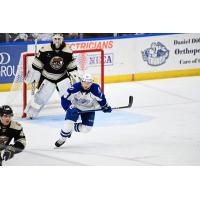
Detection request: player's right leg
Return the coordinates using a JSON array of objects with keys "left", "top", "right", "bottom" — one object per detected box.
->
[
  {"left": 55, "top": 127, "right": 72, "bottom": 147},
  {"left": 55, "top": 107, "right": 79, "bottom": 147}
]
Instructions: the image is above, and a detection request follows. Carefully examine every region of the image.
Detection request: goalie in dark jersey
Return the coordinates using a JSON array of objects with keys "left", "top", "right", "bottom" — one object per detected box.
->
[
  {"left": 0, "top": 105, "right": 26, "bottom": 165},
  {"left": 25, "top": 33, "right": 79, "bottom": 119}
]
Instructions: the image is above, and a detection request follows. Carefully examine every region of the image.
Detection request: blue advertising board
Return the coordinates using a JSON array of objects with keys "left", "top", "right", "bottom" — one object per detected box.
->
[{"left": 0, "top": 45, "right": 27, "bottom": 83}]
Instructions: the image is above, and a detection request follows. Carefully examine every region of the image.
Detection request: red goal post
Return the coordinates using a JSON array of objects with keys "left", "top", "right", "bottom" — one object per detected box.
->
[{"left": 21, "top": 49, "right": 104, "bottom": 118}]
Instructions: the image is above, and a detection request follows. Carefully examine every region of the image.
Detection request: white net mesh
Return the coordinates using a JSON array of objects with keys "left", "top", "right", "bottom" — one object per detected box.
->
[
  {"left": 6, "top": 53, "right": 35, "bottom": 117},
  {"left": 74, "top": 51, "right": 103, "bottom": 85}
]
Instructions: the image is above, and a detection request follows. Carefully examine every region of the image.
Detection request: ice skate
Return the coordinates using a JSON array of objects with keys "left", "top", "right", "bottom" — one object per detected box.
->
[{"left": 55, "top": 138, "right": 66, "bottom": 147}]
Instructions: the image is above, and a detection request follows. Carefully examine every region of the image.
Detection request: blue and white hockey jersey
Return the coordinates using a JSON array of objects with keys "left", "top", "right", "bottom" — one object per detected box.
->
[{"left": 61, "top": 82, "right": 108, "bottom": 111}]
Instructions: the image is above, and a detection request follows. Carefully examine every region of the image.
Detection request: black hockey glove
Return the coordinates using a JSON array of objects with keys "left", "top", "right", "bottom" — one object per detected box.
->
[
  {"left": 3, "top": 145, "right": 15, "bottom": 161},
  {"left": 102, "top": 104, "right": 112, "bottom": 113}
]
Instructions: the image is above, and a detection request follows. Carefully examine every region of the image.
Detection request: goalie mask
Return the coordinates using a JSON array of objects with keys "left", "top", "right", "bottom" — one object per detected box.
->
[
  {"left": 52, "top": 33, "right": 64, "bottom": 49},
  {"left": 81, "top": 73, "right": 94, "bottom": 90}
]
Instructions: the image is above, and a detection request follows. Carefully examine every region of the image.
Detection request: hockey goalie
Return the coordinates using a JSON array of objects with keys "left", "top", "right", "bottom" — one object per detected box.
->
[{"left": 25, "top": 33, "right": 80, "bottom": 119}]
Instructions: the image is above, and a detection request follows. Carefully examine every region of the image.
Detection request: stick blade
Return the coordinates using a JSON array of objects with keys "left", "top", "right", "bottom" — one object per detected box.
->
[{"left": 128, "top": 96, "right": 133, "bottom": 108}]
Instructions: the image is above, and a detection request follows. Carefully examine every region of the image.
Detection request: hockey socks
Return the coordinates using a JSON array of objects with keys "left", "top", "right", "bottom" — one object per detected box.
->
[
  {"left": 60, "top": 129, "right": 72, "bottom": 138},
  {"left": 74, "top": 123, "right": 81, "bottom": 132}
]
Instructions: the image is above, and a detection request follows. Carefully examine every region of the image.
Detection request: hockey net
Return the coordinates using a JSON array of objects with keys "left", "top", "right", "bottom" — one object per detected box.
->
[{"left": 6, "top": 49, "right": 104, "bottom": 118}]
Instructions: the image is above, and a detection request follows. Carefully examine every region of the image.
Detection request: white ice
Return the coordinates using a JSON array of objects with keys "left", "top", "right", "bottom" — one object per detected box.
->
[{"left": 1, "top": 76, "right": 200, "bottom": 166}]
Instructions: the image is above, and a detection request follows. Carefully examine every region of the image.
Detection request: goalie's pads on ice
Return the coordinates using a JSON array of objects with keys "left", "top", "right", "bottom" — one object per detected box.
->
[
  {"left": 25, "top": 68, "right": 41, "bottom": 84},
  {"left": 25, "top": 97, "right": 42, "bottom": 118},
  {"left": 25, "top": 79, "right": 56, "bottom": 118}
]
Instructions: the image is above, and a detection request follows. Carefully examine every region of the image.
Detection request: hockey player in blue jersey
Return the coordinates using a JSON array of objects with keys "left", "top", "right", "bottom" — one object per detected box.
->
[{"left": 55, "top": 73, "right": 112, "bottom": 147}]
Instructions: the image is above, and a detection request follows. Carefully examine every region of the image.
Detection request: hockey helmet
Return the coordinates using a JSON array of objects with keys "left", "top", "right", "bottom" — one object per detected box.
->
[
  {"left": 0, "top": 105, "right": 13, "bottom": 117},
  {"left": 81, "top": 73, "right": 94, "bottom": 83},
  {"left": 52, "top": 33, "right": 64, "bottom": 48}
]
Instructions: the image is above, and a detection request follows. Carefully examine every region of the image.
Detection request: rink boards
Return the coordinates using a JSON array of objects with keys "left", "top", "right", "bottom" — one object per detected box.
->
[{"left": 1, "top": 33, "right": 200, "bottom": 91}]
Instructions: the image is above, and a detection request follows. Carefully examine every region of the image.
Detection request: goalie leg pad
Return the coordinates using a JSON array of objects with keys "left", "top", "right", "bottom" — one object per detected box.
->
[
  {"left": 56, "top": 78, "right": 72, "bottom": 97},
  {"left": 35, "top": 79, "right": 56, "bottom": 105},
  {"left": 25, "top": 97, "right": 41, "bottom": 118},
  {"left": 25, "top": 79, "right": 56, "bottom": 118}
]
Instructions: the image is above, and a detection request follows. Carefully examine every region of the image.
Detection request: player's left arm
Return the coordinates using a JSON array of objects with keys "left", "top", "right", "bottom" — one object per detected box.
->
[
  {"left": 61, "top": 83, "right": 82, "bottom": 111},
  {"left": 3, "top": 122, "right": 26, "bottom": 161},
  {"left": 13, "top": 128, "right": 26, "bottom": 154},
  {"left": 91, "top": 84, "right": 112, "bottom": 113}
]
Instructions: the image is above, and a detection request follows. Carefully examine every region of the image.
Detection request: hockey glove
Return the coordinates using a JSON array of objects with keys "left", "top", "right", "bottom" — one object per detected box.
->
[
  {"left": 102, "top": 104, "right": 112, "bottom": 113},
  {"left": 69, "top": 70, "right": 80, "bottom": 84},
  {"left": 3, "top": 145, "right": 15, "bottom": 161},
  {"left": 25, "top": 68, "right": 41, "bottom": 84}
]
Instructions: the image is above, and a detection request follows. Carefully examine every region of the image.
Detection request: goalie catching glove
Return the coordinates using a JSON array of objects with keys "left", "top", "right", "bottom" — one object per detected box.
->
[
  {"left": 3, "top": 145, "right": 15, "bottom": 161},
  {"left": 69, "top": 70, "right": 81, "bottom": 84},
  {"left": 101, "top": 104, "right": 112, "bottom": 113},
  {"left": 25, "top": 68, "right": 41, "bottom": 84}
]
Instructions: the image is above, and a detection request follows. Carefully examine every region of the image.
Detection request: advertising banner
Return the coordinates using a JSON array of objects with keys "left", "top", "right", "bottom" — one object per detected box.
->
[
  {"left": 27, "top": 33, "right": 200, "bottom": 77},
  {"left": 133, "top": 33, "right": 200, "bottom": 73},
  {"left": 0, "top": 45, "right": 27, "bottom": 83}
]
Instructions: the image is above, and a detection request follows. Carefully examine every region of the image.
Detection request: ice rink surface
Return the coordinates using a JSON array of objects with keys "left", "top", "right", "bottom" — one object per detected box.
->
[{"left": 1, "top": 76, "right": 200, "bottom": 166}]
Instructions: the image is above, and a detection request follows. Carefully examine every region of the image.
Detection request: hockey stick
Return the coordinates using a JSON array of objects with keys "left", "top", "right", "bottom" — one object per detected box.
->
[
  {"left": 0, "top": 155, "right": 2, "bottom": 166},
  {"left": 78, "top": 96, "right": 133, "bottom": 114},
  {"left": 31, "top": 37, "right": 38, "bottom": 96},
  {"left": 0, "top": 149, "right": 4, "bottom": 166}
]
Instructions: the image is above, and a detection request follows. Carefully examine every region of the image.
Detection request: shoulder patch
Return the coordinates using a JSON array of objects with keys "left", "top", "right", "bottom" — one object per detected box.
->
[
  {"left": 40, "top": 44, "right": 52, "bottom": 52},
  {"left": 16, "top": 122, "right": 21, "bottom": 126},
  {"left": 62, "top": 46, "right": 73, "bottom": 53},
  {"left": 10, "top": 121, "right": 22, "bottom": 131}
]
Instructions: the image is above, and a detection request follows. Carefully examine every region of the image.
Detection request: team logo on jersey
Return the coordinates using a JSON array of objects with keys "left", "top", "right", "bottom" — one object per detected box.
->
[
  {"left": 0, "top": 135, "right": 9, "bottom": 145},
  {"left": 142, "top": 42, "right": 169, "bottom": 66},
  {"left": 78, "top": 98, "right": 90, "bottom": 104},
  {"left": 50, "top": 56, "right": 64, "bottom": 70}
]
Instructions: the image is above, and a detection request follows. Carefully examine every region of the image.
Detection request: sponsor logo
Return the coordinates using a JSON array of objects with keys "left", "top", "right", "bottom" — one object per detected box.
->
[
  {"left": 67, "top": 41, "right": 113, "bottom": 50},
  {"left": 74, "top": 53, "right": 113, "bottom": 70},
  {"left": 0, "top": 52, "right": 11, "bottom": 65},
  {"left": 0, "top": 65, "right": 16, "bottom": 77},
  {"left": 142, "top": 42, "right": 169, "bottom": 66}
]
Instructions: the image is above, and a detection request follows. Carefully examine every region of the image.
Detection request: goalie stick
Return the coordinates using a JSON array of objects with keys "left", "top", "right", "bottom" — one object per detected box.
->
[
  {"left": 31, "top": 37, "right": 38, "bottom": 96},
  {"left": 78, "top": 96, "right": 133, "bottom": 114},
  {"left": 0, "top": 154, "right": 2, "bottom": 166}
]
